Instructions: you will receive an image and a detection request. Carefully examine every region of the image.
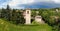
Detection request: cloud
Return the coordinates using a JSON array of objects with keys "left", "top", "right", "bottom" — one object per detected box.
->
[
  {"left": 51, "top": 0, "right": 60, "bottom": 3},
  {"left": 0, "top": 0, "right": 60, "bottom": 9},
  {"left": 19, "top": 2, "right": 60, "bottom": 8},
  {"left": 8, "top": 0, "right": 34, "bottom": 9},
  {"left": 0, "top": 0, "right": 35, "bottom": 9},
  {"left": 0, "top": 0, "right": 11, "bottom": 8}
]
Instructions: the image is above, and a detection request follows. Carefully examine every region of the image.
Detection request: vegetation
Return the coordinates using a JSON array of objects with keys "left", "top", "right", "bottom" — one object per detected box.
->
[
  {"left": 1, "top": 5, "right": 25, "bottom": 24},
  {"left": 0, "top": 5, "right": 60, "bottom": 31},
  {"left": 0, "top": 19, "right": 52, "bottom": 31},
  {"left": 31, "top": 8, "right": 60, "bottom": 31}
]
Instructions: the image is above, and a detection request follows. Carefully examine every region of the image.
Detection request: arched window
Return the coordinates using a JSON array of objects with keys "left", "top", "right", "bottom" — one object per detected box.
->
[{"left": 27, "top": 11, "right": 29, "bottom": 14}]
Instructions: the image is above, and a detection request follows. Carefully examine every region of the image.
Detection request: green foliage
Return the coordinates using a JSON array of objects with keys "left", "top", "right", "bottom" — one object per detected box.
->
[
  {"left": 1, "top": 5, "right": 25, "bottom": 24},
  {"left": 31, "top": 8, "right": 60, "bottom": 31},
  {"left": 6, "top": 5, "right": 10, "bottom": 10},
  {"left": 32, "top": 21, "right": 40, "bottom": 25},
  {"left": 31, "top": 10, "right": 36, "bottom": 17},
  {"left": 0, "top": 19, "right": 52, "bottom": 31}
]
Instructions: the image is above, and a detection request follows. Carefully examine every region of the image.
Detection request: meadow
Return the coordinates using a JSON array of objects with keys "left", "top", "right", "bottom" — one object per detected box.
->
[{"left": 0, "top": 19, "right": 52, "bottom": 31}]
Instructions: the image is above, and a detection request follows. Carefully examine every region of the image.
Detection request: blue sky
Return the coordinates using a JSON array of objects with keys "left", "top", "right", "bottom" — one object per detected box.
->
[{"left": 0, "top": 0, "right": 60, "bottom": 9}]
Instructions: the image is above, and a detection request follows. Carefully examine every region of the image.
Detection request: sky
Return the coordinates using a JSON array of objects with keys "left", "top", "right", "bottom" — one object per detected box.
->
[{"left": 0, "top": 0, "right": 60, "bottom": 9}]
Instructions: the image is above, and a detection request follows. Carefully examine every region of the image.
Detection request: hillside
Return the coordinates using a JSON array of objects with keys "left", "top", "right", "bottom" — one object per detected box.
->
[{"left": 0, "top": 19, "right": 52, "bottom": 31}]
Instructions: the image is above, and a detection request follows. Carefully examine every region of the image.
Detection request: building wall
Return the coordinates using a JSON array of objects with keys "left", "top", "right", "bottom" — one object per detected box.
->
[
  {"left": 35, "top": 16, "right": 42, "bottom": 22},
  {"left": 25, "top": 9, "right": 31, "bottom": 24}
]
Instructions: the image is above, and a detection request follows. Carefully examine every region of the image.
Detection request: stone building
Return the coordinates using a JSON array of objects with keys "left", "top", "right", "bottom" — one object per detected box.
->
[
  {"left": 23, "top": 9, "right": 31, "bottom": 24},
  {"left": 21, "top": 9, "right": 44, "bottom": 24}
]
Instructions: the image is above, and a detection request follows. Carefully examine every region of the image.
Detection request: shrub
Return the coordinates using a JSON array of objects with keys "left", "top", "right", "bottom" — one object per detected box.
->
[{"left": 32, "top": 21, "right": 40, "bottom": 25}]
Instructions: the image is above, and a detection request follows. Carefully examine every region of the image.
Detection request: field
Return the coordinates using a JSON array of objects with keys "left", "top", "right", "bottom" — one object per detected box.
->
[{"left": 0, "top": 19, "right": 52, "bottom": 31}]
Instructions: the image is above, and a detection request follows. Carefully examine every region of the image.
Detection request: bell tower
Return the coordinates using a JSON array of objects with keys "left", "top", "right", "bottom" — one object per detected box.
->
[{"left": 25, "top": 9, "right": 31, "bottom": 24}]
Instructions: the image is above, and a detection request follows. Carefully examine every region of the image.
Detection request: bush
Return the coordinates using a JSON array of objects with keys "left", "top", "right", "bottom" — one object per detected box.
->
[{"left": 32, "top": 21, "right": 40, "bottom": 25}]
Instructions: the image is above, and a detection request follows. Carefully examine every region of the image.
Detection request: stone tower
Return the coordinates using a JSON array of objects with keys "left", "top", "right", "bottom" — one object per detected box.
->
[
  {"left": 25, "top": 9, "right": 31, "bottom": 24},
  {"left": 56, "top": 9, "right": 59, "bottom": 12}
]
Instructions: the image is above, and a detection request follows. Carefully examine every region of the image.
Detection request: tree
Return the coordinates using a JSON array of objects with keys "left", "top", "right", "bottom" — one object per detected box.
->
[
  {"left": 1, "top": 8, "right": 5, "bottom": 18},
  {"left": 6, "top": 5, "right": 11, "bottom": 21},
  {"left": 6, "top": 5, "right": 10, "bottom": 10},
  {"left": 10, "top": 9, "right": 25, "bottom": 24},
  {"left": 16, "top": 11, "right": 25, "bottom": 24},
  {"left": 31, "top": 10, "right": 36, "bottom": 17}
]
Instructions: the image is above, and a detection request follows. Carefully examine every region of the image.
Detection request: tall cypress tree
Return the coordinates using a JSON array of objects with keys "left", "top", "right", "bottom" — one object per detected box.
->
[
  {"left": 6, "top": 5, "right": 10, "bottom": 10},
  {"left": 6, "top": 5, "right": 11, "bottom": 21}
]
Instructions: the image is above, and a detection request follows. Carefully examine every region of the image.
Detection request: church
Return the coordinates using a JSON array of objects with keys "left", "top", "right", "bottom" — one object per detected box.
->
[{"left": 20, "top": 9, "right": 44, "bottom": 24}]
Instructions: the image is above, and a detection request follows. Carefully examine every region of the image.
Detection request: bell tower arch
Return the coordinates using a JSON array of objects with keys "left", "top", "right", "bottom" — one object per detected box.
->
[{"left": 25, "top": 9, "right": 31, "bottom": 24}]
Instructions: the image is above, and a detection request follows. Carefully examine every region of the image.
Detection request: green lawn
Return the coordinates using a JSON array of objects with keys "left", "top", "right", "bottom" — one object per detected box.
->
[{"left": 0, "top": 19, "right": 52, "bottom": 31}]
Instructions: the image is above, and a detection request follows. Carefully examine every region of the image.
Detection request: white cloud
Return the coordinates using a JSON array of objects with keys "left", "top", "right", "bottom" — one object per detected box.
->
[
  {"left": 7, "top": 0, "right": 34, "bottom": 9},
  {"left": 1, "top": 0, "right": 60, "bottom": 9},
  {"left": 35, "top": 0, "right": 60, "bottom": 3},
  {"left": 51, "top": 0, "right": 60, "bottom": 3},
  {"left": 9, "top": 0, "right": 34, "bottom": 6},
  {"left": 0, "top": 0, "right": 10, "bottom": 8},
  {"left": 0, "top": 0, "right": 35, "bottom": 9}
]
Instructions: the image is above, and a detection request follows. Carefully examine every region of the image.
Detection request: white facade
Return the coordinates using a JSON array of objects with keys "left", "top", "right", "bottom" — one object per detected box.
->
[
  {"left": 56, "top": 9, "right": 59, "bottom": 12},
  {"left": 35, "top": 16, "right": 42, "bottom": 23},
  {"left": 25, "top": 9, "right": 31, "bottom": 24}
]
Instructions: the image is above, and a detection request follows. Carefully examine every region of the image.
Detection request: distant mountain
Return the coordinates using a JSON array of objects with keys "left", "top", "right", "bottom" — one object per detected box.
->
[{"left": 18, "top": 2, "right": 60, "bottom": 9}]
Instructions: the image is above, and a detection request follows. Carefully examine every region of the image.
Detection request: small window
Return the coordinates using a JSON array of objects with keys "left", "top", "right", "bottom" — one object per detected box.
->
[{"left": 36, "top": 17, "right": 41, "bottom": 19}]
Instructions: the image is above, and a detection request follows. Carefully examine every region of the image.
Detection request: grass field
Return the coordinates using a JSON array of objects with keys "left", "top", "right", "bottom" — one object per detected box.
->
[{"left": 0, "top": 19, "right": 52, "bottom": 31}]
